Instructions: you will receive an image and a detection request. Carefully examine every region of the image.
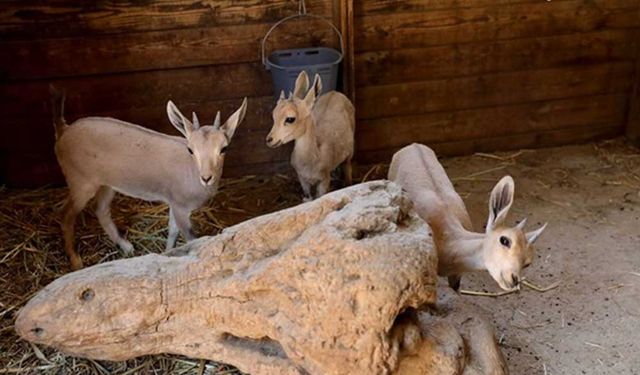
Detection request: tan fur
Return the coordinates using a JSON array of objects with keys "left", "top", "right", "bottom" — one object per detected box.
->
[
  {"left": 389, "top": 144, "right": 547, "bottom": 291},
  {"left": 51, "top": 87, "right": 246, "bottom": 270},
  {"left": 266, "top": 71, "right": 355, "bottom": 199}
]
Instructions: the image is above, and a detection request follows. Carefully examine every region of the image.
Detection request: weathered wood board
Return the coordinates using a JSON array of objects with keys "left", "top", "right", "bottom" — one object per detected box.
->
[{"left": 1, "top": 0, "right": 639, "bottom": 186}]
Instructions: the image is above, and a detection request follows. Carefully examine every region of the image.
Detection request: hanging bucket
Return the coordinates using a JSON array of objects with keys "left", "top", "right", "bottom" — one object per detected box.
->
[{"left": 262, "top": 11, "right": 343, "bottom": 100}]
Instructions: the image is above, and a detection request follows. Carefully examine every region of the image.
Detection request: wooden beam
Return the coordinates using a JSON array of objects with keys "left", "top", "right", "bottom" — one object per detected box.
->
[
  {"left": 355, "top": 94, "right": 628, "bottom": 152},
  {"left": 357, "top": 0, "right": 640, "bottom": 17},
  {"left": 355, "top": 0, "right": 601, "bottom": 15},
  {"left": 356, "top": 62, "right": 633, "bottom": 120},
  {"left": 626, "top": 28, "right": 640, "bottom": 146},
  {"left": 340, "top": 0, "right": 355, "bottom": 102},
  {"left": 354, "top": 0, "right": 639, "bottom": 53},
  {"left": 356, "top": 125, "right": 622, "bottom": 164},
  {"left": 0, "top": 0, "right": 333, "bottom": 40},
  {"left": 355, "top": 30, "right": 636, "bottom": 87},
  {"left": 0, "top": 22, "right": 334, "bottom": 81}
]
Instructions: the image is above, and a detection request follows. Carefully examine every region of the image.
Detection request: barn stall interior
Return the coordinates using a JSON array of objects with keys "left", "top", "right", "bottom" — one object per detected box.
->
[{"left": 1, "top": 0, "right": 640, "bottom": 374}]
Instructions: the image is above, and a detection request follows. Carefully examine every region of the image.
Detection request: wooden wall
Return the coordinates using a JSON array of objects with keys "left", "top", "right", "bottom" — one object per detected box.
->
[
  {"left": 1, "top": 0, "right": 639, "bottom": 187},
  {"left": 0, "top": 0, "right": 340, "bottom": 187},
  {"left": 353, "top": 0, "right": 640, "bottom": 163}
]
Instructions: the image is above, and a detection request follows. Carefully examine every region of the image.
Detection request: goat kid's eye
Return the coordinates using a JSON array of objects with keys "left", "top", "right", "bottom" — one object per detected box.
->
[
  {"left": 285, "top": 117, "right": 296, "bottom": 124},
  {"left": 220, "top": 146, "right": 228, "bottom": 154},
  {"left": 187, "top": 147, "right": 194, "bottom": 155},
  {"left": 499, "top": 236, "right": 511, "bottom": 248}
]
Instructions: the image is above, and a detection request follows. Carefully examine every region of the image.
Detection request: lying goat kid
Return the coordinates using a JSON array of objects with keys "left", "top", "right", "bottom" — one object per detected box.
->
[{"left": 389, "top": 143, "right": 547, "bottom": 291}]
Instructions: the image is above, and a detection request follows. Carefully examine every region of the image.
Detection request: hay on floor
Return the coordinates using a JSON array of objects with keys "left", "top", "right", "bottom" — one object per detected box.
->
[
  {"left": 2, "top": 139, "right": 638, "bottom": 374},
  {"left": 0, "top": 173, "right": 313, "bottom": 375}
]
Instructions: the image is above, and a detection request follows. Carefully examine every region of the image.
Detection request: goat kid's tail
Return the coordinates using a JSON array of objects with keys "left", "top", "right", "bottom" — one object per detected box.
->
[{"left": 49, "top": 84, "right": 67, "bottom": 139}]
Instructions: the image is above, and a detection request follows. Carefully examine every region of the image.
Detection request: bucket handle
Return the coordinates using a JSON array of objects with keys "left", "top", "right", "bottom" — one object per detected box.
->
[{"left": 261, "top": 5, "right": 344, "bottom": 70}]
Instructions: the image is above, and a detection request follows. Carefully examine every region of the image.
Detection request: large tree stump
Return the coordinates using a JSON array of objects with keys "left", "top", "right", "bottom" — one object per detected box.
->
[{"left": 15, "top": 181, "right": 507, "bottom": 374}]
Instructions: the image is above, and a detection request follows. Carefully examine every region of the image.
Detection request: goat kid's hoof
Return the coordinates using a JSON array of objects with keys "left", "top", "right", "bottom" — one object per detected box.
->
[
  {"left": 70, "top": 257, "right": 84, "bottom": 271},
  {"left": 119, "top": 240, "right": 134, "bottom": 255}
]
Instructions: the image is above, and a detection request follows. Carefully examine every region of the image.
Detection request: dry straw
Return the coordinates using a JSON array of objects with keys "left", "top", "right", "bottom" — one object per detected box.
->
[
  {"left": 0, "top": 174, "right": 312, "bottom": 375},
  {"left": 2, "top": 139, "right": 638, "bottom": 373},
  {"left": 0, "top": 165, "right": 388, "bottom": 374}
]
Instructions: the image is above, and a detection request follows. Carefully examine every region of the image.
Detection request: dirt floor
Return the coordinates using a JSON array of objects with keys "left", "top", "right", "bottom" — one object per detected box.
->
[
  {"left": 442, "top": 140, "right": 640, "bottom": 375},
  {"left": 1, "top": 138, "right": 639, "bottom": 374}
]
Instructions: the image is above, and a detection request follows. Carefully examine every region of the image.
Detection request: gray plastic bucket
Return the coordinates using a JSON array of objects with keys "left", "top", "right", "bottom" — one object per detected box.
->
[{"left": 262, "top": 13, "right": 343, "bottom": 100}]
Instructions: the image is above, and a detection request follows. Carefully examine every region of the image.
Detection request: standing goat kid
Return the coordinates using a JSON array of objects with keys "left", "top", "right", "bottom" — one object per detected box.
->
[
  {"left": 266, "top": 71, "right": 355, "bottom": 200},
  {"left": 50, "top": 86, "right": 247, "bottom": 270},
  {"left": 389, "top": 143, "right": 547, "bottom": 291}
]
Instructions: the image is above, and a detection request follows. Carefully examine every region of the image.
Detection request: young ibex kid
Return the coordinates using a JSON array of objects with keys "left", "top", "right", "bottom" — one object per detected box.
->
[
  {"left": 50, "top": 86, "right": 247, "bottom": 270},
  {"left": 266, "top": 71, "right": 355, "bottom": 200},
  {"left": 389, "top": 143, "right": 547, "bottom": 291}
]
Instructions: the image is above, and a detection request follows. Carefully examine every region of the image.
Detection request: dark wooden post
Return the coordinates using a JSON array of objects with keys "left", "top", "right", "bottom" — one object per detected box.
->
[
  {"left": 334, "top": 0, "right": 355, "bottom": 103},
  {"left": 626, "top": 20, "right": 640, "bottom": 146}
]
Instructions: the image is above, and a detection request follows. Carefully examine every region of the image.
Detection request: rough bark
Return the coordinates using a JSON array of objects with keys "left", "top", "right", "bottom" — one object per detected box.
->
[
  {"left": 15, "top": 181, "right": 507, "bottom": 374},
  {"left": 395, "top": 286, "right": 510, "bottom": 375}
]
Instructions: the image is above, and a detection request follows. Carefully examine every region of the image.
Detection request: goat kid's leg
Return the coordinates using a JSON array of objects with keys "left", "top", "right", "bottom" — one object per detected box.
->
[
  {"left": 298, "top": 175, "right": 313, "bottom": 202},
  {"left": 62, "top": 185, "right": 98, "bottom": 270},
  {"left": 316, "top": 173, "right": 331, "bottom": 198},
  {"left": 167, "top": 205, "right": 195, "bottom": 248},
  {"left": 166, "top": 208, "right": 180, "bottom": 250},
  {"left": 95, "top": 186, "right": 134, "bottom": 254},
  {"left": 448, "top": 275, "right": 462, "bottom": 292},
  {"left": 343, "top": 156, "right": 353, "bottom": 186}
]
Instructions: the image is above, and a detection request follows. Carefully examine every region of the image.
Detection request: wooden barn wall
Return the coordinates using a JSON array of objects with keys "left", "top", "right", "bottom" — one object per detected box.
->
[
  {"left": 2, "top": 0, "right": 640, "bottom": 187},
  {"left": 0, "top": 0, "right": 340, "bottom": 187},
  {"left": 352, "top": 0, "right": 640, "bottom": 164}
]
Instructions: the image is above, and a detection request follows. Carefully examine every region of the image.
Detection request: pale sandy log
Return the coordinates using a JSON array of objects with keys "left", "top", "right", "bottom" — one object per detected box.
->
[
  {"left": 16, "top": 181, "right": 437, "bottom": 374},
  {"left": 15, "top": 181, "right": 507, "bottom": 374}
]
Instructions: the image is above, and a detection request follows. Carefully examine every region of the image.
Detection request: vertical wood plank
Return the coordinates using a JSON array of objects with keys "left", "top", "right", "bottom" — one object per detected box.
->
[
  {"left": 337, "top": 0, "right": 356, "bottom": 102},
  {"left": 627, "top": 27, "right": 640, "bottom": 146}
]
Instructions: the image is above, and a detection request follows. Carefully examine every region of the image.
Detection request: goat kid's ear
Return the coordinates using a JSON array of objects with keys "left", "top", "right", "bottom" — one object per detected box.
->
[
  {"left": 486, "top": 175, "right": 515, "bottom": 232},
  {"left": 293, "top": 70, "right": 310, "bottom": 99},
  {"left": 302, "top": 76, "right": 320, "bottom": 108},
  {"left": 167, "top": 100, "right": 196, "bottom": 138},
  {"left": 312, "top": 73, "right": 323, "bottom": 97},
  {"left": 526, "top": 223, "right": 547, "bottom": 245},
  {"left": 220, "top": 97, "right": 248, "bottom": 140}
]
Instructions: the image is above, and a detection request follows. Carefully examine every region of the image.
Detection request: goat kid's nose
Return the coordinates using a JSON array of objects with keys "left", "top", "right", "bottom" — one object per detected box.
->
[
  {"left": 512, "top": 274, "right": 520, "bottom": 286},
  {"left": 31, "top": 326, "right": 44, "bottom": 338},
  {"left": 201, "top": 176, "right": 212, "bottom": 184},
  {"left": 266, "top": 136, "right": 273, "bottom": 144}
]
